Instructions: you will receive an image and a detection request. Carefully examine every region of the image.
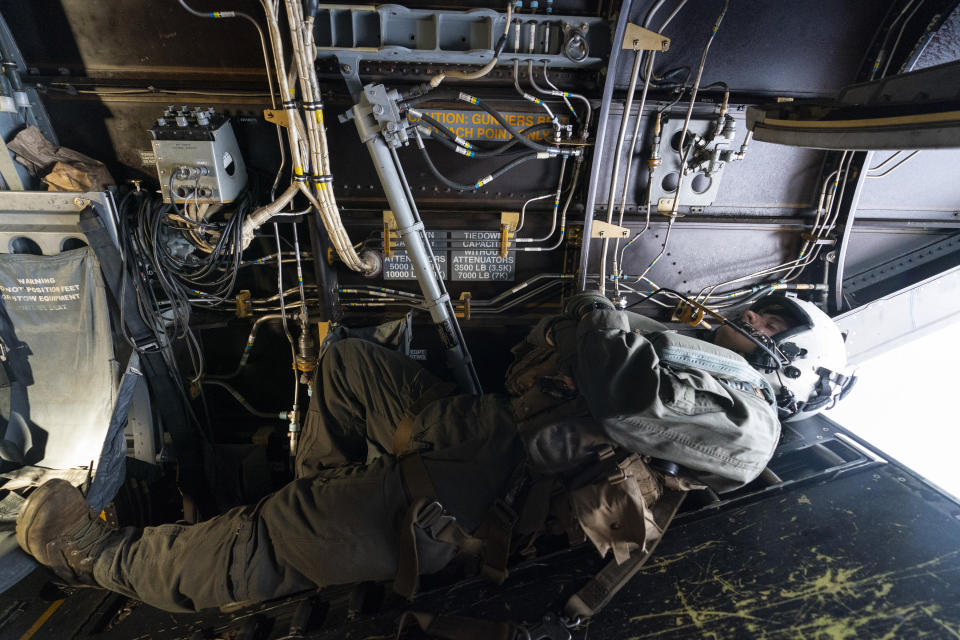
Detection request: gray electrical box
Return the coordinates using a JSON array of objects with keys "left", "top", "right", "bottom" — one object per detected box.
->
[{"left": 150, "top": 106, "right": 247, "bottom": 204}]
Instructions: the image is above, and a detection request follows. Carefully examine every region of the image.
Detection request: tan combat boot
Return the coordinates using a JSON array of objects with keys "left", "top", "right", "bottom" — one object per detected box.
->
[{"left": 15, "top": 478, "right": 118, "bottom": 585}]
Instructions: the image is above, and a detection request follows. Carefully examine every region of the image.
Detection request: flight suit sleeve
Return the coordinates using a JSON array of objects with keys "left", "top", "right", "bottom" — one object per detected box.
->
[
  {"left": 570, "top": 308, "right": 661, "bottom": 420},
  {"left": 553, "top": 297, "right": 780, "bottom": 492}
]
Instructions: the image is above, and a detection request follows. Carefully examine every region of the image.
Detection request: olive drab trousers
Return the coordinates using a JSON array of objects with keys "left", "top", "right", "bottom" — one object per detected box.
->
[{"left": 89, "top": 339, "right": 523, "bottom": 612}]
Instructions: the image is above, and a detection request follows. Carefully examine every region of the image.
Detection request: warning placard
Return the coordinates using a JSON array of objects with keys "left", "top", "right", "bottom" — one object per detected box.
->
[
  {"left": 410, "top": 110, "right": 568, "bottom": 143},
  {"left": 450, "top": 231, "right": 516, "bottom": 282},
  {"left": 381, "top": 230, "right": 516, "bottom": 282},
  {"left": 382, "top": 231, "right": 447, "bottom": 280},
  {"left": 0, "top": 275, "right": 82, "bottom": 312}
]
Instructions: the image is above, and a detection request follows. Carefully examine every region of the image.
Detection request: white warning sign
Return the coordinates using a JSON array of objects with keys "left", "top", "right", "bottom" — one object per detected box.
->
[
  {"left": 0, "top": 276, "right": 82, "bottom": 312},
  {"left": 450, "top": 231, "right": 515, "bottom": 282},
  {"left": 382, "top": 231, "right": 447, "bottom": 280}
]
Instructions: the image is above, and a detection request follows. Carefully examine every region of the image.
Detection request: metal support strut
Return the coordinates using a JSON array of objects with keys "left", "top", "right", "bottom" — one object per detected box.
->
[{"left": 350, "top": 84, "right": 481, "bottom": 394}]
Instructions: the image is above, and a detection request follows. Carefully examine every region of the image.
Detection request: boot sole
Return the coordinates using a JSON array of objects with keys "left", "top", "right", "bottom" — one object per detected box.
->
[{"left": 15, "top": 480, "right": 71, "bottom": 559}]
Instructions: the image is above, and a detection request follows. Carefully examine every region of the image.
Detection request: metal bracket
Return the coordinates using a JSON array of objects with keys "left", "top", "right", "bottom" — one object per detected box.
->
[
  {"left": 235, "top": 290, "right": 252, "bottom": 318},
  {"left": 382, "top": 210, "right": 397, "bottom": 257},
  {"left": 621, "top": 24, "right": 670, "bottom": 51},
  {"left": 456, "top": 291, "right": 472, "bottom": 320},
  {"left": 499, "top": 211, "right": 519, "bottom": 258},
  {"left": 263, "top": 109, "right": 290, "bottom": 128},
  {"left": 336, "top": 54, "right": 364, "bottom": 103},
  {"left": 590, "top": 220, "right": 629, "bottom": 239}
]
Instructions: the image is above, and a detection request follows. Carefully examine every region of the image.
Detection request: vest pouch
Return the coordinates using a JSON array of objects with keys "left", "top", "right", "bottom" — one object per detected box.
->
[
  {"left": 504, "top": 344, "right": 559, "bottom": 397},
  {"left": 568, "top": 454, "right": 663, "bottom": 564},
  {"left": 660, "top": 366, "right": 734, "bottom": 416}
]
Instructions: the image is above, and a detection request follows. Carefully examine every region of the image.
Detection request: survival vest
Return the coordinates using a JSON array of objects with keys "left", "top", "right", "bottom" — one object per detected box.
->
[{"left": 393, "top": 325, "right": 777, "bottom": 624}]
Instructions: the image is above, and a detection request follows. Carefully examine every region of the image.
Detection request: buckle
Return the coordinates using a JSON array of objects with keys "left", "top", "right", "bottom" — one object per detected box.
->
[
  {"left": 133, "top": 337, "right": 161, "bottom": 354},
  {"left": 415, "top": 501, "right": 445, "bottom": 530}
]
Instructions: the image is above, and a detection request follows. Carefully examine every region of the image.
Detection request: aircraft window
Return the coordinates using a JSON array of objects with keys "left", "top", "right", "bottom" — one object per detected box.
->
[{"left": 828, "top": 320, "right": 960, "bottom": 501}]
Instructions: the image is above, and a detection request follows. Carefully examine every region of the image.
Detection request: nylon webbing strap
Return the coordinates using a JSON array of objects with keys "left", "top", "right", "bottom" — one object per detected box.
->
[
  {"left": 564, "top": 488, "right": 687, "bottom": 619},
  {"left": 398, "top": 452, "right": 437, "bottom": 502},
  {"left": 396, "top": 496, "right": 429, "bottom": 600},
  {"left": 474, "top": 461, "right": 528, "bottom": 585},
  {"left": 395, "top": 454, "right": 486, "bottom": 599},
  {"left": 395, "top": 454, "right": 438, "bottom": 599},
  {"left": 405, "top": 611, "right": 518, "bottom": 640},
  {"left": 79, "top": 209, "right": 210, "bottom": 520},
  {"left": 392, "top": 381, "right": 458, "bottom": 456},
  {"left": 85, "top": 352, "right": 142, "bottom": 511}
]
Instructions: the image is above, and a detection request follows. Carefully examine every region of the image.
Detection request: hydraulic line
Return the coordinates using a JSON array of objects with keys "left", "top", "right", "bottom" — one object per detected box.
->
[
  {"left": 609, "top": 1, "right": 690, "bottom": 296},
  {"left": 867, "top": 150, "right": 919, "bottom": 178},
  {"left": 693, "top": 155, "right": 851, "bottom": 303},
  {"left": 596, "top": 46, "right": 645, "bottom": 296},
  {"left": 527, "top": 59, "right": 575, "bottom": 123},
  {"left": 542, "top": 61, "right": 591, "bottom": 138},
  {"left": 517, "top": 155, "right": 567, "bottom": 243},
  {"left": 613, "top": 1, "right": 729, "bottom": 295},
  {"left": 471, "top": 280, "right": 567, "bottom": 314},
  {"left": 518, "top": 163, "right": 581, "bottom": 252},
  {"left": 634, "top": 215, "right": 675, "bottom": 285},
  {"left": 517, "top": 155, "right": 583, "bottom": 253},
  {"left": 513, "top": 59, "right": 560, "bottom": 133},
  {"left": 412, "top": 113, "right": 553, "bottom": 158},
  {"left": 595, "top": 0, "right": 692, "bottom": 295},
  {"left": 516, "top": 192, "right": 554, "bottom": 233},
  {"left": 869, "top": 0, "right": 921, "bottom": 79},
  {"left": 207, "top": 314, "right": 283, "bottom": 379},
  {"left": 607, "top": 51, "right": 656, "bottom": 298},
  {"left": 414, "top": 129, "right": 548, "bottom": 191},
  {"left": 273, "top": 222, "right": 300, "bottom": 412},
  {"left": 203, "top": 380, "right": 284, "bottom": 420},
  {"left": 616, "top": 114, "right": 662, "bottom": 283}
]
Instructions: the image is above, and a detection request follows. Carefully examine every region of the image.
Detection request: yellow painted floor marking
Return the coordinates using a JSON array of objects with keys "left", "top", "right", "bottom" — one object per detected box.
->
[{"left": 19, "top": 598, "right": 64, "bottom": 640}]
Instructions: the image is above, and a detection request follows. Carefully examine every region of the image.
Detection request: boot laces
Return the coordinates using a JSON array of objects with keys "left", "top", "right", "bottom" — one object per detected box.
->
[{"left": 68, "top": 513, "right": 112, "bottom": 557}]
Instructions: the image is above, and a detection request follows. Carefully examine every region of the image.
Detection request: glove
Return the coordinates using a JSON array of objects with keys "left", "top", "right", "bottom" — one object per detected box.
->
[{"left": 563, "top": 292, "right": 615, "bottom": 321}]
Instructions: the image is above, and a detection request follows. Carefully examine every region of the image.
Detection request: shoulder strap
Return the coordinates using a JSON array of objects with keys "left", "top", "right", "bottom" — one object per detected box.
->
[
  {"left": 79, "top": 208, "right": 212, "bottom": 520},
  {"left": 395, "top": 453, "right": 531, "bottom": 598},
  {"left": 564, "top": 488, "right": 687, "bottom": 619}
]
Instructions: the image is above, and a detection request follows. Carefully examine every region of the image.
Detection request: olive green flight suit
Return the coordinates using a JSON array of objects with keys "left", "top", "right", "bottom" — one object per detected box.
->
[
  {"left": 91, "top": 338, "right": 523, "bottom": 612},
  {"left": 85, "top": 297, "right": 779, "bottom": 612}
]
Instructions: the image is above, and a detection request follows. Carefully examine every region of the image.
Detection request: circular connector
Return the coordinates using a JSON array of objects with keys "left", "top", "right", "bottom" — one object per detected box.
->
[{"left": 360, "top": 249, "right": 383, "bottom": 278}]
